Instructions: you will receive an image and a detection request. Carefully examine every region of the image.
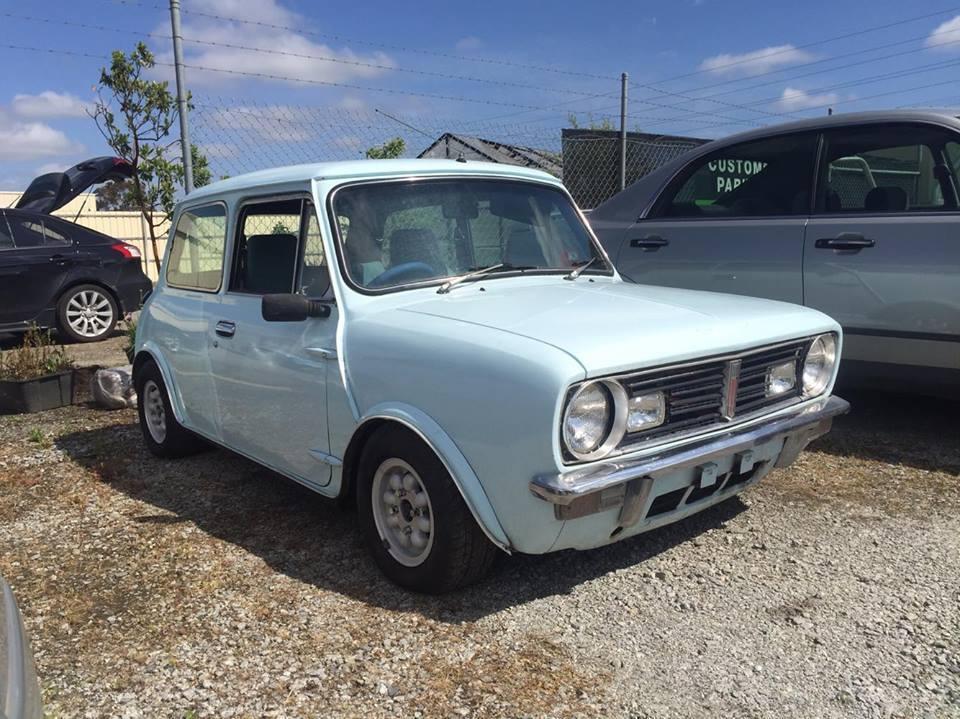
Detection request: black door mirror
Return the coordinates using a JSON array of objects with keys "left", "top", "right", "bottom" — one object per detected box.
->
[{"left": 261, "top": 294, "right": 331, "bottom": 322}]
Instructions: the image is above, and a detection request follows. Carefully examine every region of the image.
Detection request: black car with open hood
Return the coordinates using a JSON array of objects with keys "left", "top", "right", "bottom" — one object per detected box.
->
[
  {"left": 15, "top": 156, "right": 133, "bottom": 215},
  {"left": 1, "top": 156, "right": 150, "bottom": 343}
]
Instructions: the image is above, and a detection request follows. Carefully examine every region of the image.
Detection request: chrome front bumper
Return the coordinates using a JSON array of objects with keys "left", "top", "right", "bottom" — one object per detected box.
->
[{"left": 530, "top": 396, "right": 849, "bottom": 528}]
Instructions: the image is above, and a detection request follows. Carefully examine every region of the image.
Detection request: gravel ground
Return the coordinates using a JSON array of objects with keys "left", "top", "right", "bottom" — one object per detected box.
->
[{"left": 0, "top": 381, "right": 957, "bottom": 718}]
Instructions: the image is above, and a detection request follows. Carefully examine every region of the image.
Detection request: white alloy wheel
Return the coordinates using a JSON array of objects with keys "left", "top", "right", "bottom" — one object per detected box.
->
[
  {"left": 371, "top": 458, "right": 435, "bottom": 567},
  {"left": 142, "top": 379, "right": 167, "bottom": 444},
  {"left": 65, "top": 288, "right": 115, "bottom": 339}
]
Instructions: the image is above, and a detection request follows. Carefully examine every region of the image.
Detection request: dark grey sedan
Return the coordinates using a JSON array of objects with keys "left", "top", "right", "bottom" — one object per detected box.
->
[{"left": 590, "top": 110, "right": 960, "bottom": 391}]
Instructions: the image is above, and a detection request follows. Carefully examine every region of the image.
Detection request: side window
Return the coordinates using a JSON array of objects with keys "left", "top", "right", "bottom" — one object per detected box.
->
[
  {"left": 300, "top": 207, "right": 332, "bottom": 298},
  {"left": 166, "top": 204, "right": 227, "bottom": 291},
  {"left": 6, "top": 217, "right": 47, "bottom": 248},
  {"left": 231, "top": 198, "right": 331, "bottom": 297},
  {"left": 39, "top": 220, "right": 70, "bottom": 246},
  {"left": 655, "top": 133, "right": 818, "bottom": 218},
  {"left": 820, "top": 125, "right": 960, "bottom": 213},
  {"left": 0, "top": 213, "right": 13, "bottom": 250}
]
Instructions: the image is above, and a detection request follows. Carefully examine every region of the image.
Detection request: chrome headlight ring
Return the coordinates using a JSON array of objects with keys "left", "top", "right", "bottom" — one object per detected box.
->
[
  {"left": 802, "top": 333, "right": 838, "bottom": 397},
  {"left": 562, "top": 379, "right": 628, "bottom": 462}
]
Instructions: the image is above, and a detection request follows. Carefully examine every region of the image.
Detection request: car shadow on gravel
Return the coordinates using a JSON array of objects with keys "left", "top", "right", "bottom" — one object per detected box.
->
[
  {"left": 809, "top": 389, "right": 960, "bottom": 475},
  {"left": 56, "top": 420, "right": 748, "bottom": 623}
]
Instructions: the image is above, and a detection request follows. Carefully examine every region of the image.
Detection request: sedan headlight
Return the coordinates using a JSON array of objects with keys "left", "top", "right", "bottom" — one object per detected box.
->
[
  {"left": 802, "top": 333, "right": 838, "bottom": 397},
  {"left": 562, "top": 380, "right": 627, "bottom": 461}
]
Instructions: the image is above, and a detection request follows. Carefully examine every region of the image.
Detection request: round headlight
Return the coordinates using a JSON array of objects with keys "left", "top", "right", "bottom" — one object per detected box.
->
[
  {"left": 562, "top": 381, "right": 627, "bottom": 461},
  {"left": 802, "top": 333, "right": 837, "bottom": 397}
]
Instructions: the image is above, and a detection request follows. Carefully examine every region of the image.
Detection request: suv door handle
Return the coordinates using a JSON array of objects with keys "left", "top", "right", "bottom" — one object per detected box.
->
[
  {"left": 815, "top": 233, "right": 875, "bottom": 251},
  {"left": 630, "top": 235, "right": 669, "bottom": 251},
  {"left": 215, "top": 321, "right": 236, "bottom": 337},
  {"left": 49, "top": 254, "right": 73, "bottom": 266}
]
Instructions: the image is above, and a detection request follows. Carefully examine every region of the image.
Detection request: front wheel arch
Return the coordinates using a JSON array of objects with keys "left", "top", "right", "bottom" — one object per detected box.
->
[{"left": 339, "top": 410, "right": 512, "bottom": 553}]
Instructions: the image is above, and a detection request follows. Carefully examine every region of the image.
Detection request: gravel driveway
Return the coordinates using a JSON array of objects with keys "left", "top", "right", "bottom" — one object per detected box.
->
[{"left": 0, "top": 385, "right": 957, "bottom": 718}]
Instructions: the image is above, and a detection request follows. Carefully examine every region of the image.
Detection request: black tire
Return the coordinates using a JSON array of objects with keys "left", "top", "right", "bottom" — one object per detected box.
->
[
  {"left": 357, "top": 425, "right": 499, "bottom": 593},
  {"left": 56, "top": 284, "right": 119, "bottom": 343},
  {"left": 134, "top": 360, "right": 206, "bottom": 458}
]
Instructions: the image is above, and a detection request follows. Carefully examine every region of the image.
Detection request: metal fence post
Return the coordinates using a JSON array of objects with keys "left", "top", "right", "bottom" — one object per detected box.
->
[
  {"left": 619, "top": 72, "right": 628, "bottom": 191},
  {"left": 169, "top": 0, "right": 193, "bottom": 193}
]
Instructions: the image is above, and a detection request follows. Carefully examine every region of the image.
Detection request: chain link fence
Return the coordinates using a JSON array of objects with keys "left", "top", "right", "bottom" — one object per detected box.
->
[{"left": 191, "top": 98, "right": 706, "bottom": 209}]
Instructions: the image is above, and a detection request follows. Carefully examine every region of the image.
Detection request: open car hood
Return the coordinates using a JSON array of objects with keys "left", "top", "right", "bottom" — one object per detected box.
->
[{"left": 15, "top": 156, "right": 133, "bottom": 214}]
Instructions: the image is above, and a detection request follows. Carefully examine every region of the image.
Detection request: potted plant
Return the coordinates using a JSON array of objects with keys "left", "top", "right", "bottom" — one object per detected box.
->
[{"left": 0, "top": 327, "right": 75, "bottom": 414}]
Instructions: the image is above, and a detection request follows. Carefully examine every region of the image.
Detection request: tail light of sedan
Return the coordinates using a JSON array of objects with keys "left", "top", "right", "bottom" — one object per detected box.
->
[{"left": 111, "top": 242, "right": 142, "bottom": 259}]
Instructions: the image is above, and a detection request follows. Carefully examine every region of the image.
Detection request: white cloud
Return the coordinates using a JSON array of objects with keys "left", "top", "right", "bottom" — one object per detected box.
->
[
  {"left": 12, "top": 91, "right": 90, "bottom": 119},
  {"left": 699, "top": 44, "right": 815, "bottom": 76},
  {"left": 777, "top": 87, "right": 839, "bottom": 111},
  {"left": 152, "top": 0, "right": 395, "bottom": 87},
  {"left": 0, "top": 115, "right": 83, "bottom": 161},
  {"left": 455, "top": 36, "right": 483, "bottom": 51},
  {"left": 926, "top": 15, "right": 960, "bottom": 51}
]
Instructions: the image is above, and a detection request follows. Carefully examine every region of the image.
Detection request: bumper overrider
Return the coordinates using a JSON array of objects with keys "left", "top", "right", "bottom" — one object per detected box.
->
[{"left": 531, "top": 395, "right": 849, "bottom": 530}]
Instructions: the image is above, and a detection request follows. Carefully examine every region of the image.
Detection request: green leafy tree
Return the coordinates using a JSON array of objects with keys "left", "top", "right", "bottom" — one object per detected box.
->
[
  {"left": 90, "top": 42, "right": 210, "bottom": 272},
  {"left": 365, "top": 137, "right": 406, "bottom": 159},
  {"left": 94, "top": 179, "right": 137, "bottom": 211}
]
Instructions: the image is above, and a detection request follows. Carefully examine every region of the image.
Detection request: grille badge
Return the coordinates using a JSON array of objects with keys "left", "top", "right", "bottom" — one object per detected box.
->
[{"left": 721, "top": 359, "right": 742, "bottom": 421}]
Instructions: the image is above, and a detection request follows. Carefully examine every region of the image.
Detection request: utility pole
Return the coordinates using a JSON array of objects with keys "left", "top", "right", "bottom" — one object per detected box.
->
[
  {"left": 619, "top": 72, "right": 628, "bottom": 191},
  {"left": 169, "top": 0, "right": 193, "bottom": 193}
]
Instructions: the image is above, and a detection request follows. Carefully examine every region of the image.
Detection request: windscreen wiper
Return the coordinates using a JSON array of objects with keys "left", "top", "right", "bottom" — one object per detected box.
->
[
  {"left": 437, "top": 263, "right": 535, "bottom": 294},
  {"left": 564, "top": 256, "right": 597, "bottom": 281}
]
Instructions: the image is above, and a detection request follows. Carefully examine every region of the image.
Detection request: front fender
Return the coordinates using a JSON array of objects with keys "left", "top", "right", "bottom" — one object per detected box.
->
[{"left": 359, "top": 402, "right": 512, "bottom": 552}]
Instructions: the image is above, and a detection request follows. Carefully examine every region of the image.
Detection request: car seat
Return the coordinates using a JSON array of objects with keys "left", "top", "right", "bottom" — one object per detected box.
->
[{"left": 244, "top": 233, "right": 298, "bottom": 294}]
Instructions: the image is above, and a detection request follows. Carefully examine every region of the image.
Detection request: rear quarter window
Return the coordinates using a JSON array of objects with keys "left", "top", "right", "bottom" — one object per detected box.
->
[{"left": 166, "top": 203, "right": 227, "bottom": 292}]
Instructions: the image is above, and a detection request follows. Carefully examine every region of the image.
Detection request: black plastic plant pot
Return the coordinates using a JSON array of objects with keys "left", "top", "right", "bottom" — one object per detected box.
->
[{"left": 0, "top": 371, "right": 75, "bottom": 414}]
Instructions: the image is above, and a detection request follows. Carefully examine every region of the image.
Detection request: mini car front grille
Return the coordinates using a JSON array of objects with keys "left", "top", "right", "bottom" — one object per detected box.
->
[{"left": 616, "top": 339, "right": 809, "bottom": 452}]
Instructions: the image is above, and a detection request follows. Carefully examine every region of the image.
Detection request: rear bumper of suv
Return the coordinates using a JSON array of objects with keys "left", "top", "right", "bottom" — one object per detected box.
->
[{"left": 531, "top": 396, "right": 849, "bottom": 531}]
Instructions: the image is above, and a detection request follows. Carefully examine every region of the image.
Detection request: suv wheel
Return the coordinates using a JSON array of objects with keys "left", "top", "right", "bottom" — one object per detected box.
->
[
  {"left": 357, "top": 425, "right": 498, "bottom": 593},
  {"left": 57, "top": 284, "right": 118, "bottom": 343},
  {"left": 134, "top": 360, "right": 206, "bottom": 458}
]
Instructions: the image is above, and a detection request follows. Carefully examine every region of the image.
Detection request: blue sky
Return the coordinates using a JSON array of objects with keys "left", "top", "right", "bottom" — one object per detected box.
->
[{"left": 2, "top": 0, "right": 960, "bottom": 186}]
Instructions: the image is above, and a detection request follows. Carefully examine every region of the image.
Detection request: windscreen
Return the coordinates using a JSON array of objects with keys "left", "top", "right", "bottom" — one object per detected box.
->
[{"left": 331, "top": 179, "right": 608, "bottom": 290}]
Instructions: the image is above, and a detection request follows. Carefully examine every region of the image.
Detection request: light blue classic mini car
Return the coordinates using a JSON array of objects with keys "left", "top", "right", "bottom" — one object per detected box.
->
[{"left": 134, "top": 159, "right": 848, "bottom": 592}]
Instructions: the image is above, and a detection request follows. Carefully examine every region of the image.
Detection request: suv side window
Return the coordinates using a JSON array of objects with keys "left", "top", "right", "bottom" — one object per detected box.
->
[
  {"left": 654, "top": 133, "right": 819, "bottom": 219},
  {"left": 166, "top": 203, "right": 227, "bottom": 291},
  {"left": 818, "top": 124, "right": 960, "bottom": 213},
  {"left": 231, "top": 197, "right": 331, "bottom": 297}
]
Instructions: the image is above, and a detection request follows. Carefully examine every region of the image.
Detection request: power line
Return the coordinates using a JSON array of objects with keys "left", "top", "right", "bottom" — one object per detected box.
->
[
  {"left": 101, "top": 0, "right": 621, "bottom": 82},
  {"left": 0, "top": 12, "right": 615, "bottom": 100},
  {"left": 646, "top": 5, "right": 960, "bottom": 84},
  {"left": 0, "top": 43, "right": 600, "bottom": 110}
]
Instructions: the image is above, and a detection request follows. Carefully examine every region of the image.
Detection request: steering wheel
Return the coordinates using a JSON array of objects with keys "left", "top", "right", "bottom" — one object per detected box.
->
[{"left": 367, "top": 261, "right": 438, "bottom": 289}]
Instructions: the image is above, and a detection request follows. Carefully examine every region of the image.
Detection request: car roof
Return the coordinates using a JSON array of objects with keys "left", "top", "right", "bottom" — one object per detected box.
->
[
  {"left": 184, "top": 159, "right": 563, "bottom": 203},
  {"left": 698, "top": 109, "right": 960, "bottom": 146},
  {"left": 591, "top": 109, "right": 960, "bottom": 221}
]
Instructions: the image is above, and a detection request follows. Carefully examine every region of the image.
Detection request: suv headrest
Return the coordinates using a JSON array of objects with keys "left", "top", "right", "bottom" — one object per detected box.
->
[{"left": 864, "top": 186, "right": 908, "bottom": 212}]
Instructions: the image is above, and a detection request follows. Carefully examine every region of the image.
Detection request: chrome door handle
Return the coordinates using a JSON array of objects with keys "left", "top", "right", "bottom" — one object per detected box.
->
[
  {"left": 815, "top": 233, "right": 875, "bottom": 251},
  {"left": 630, "top": 235, "right": 669, "bottom": 251},
  {"left": 215, "top": 320, "right": 236, "bottom": 337}
]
